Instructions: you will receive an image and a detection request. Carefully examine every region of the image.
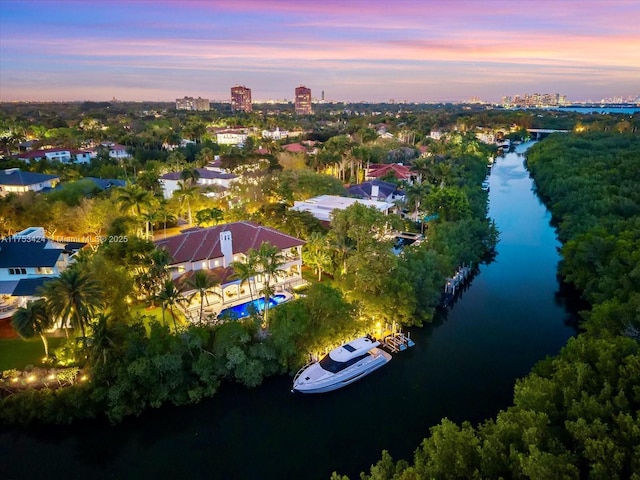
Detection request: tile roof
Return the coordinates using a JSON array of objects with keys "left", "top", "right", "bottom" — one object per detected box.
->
[
  {"left": 283, "top": 143, "right": 307, "bottom": 153},
  {"left": 347, "top": 180, "right": 401, "bottom": 199},
  {"left": 0, "top": 169, "right": 59, "bottom": 186},
  {"left": 367, "top": 163, "right": 412, "bottom": 180},
  {"left": 154, "top": 221, "right": 305, "bottom": 264},
  {"left": 0, "top": 238, "right": 65, "bottom": 267},
  {"left": 174, "top": 266, "right": 235, "bottom": 291},
  {"left": 12, "top": 277, "right": 55, "bottom": 296}
]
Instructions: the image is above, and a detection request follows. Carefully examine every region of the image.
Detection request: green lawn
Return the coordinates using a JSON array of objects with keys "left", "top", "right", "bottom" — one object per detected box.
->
[
  {"left": 130, "top": 304, "right": 187, "bottom": 333},
  {"left": 0, "top": 337, "right": 67, "bottom": 371}
]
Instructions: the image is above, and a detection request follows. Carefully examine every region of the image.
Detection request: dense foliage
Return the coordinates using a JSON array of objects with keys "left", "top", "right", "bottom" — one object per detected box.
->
[{"left": 345, "top": 132, "right": 640, "bottom": 479}]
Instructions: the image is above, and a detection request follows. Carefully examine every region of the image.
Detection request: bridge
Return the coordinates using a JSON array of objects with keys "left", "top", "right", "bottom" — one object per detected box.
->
[{"left": 526, "top": 128, "right": 569, "bottom": 139}]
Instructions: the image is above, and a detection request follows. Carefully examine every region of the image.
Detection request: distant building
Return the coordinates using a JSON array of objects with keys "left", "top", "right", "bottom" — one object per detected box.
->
[
  {"left": 159, "top": 166, "right": 238, "bottom": 200},
  {"left": 176, "top": 96, "right": 210, "bottom": 111},
  {"left": 215, "top": 128, "right": 249, "bottom": 146},
  {"left": 290, "top": 195, "right": 395, "bottom": 223},
  {"left": 503, "top": 93, "right": 566, "bottom": 107},
  {"left": 231, "top": 85, "right": 252, "bottom": 113},
  {"left": 295, "top": 85, "right": 312, "bottom": 115},
  {"left": 0, "top": 168, "right": 60, "bottom": 196},
  {"left": 15, "top": 148, "right": 92, "bottom": 164},
  {"left": 91, "top": 142, "right": 131, "bottom": 160}
]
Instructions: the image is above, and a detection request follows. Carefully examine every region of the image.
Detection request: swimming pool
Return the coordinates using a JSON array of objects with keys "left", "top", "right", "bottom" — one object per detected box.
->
[{"left": 218, "top": 294, "right": 288, "bottom": 319}]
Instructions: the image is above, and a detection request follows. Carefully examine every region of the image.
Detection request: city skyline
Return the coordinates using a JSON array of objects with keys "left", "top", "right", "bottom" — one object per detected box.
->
[{"left": 1, "top": 0, "right": 639, "bottom": 103}]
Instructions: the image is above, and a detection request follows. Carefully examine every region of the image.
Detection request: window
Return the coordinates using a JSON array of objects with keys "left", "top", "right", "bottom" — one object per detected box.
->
[{"left": 8, "top": 268, "right": 26, "bottom": 275}]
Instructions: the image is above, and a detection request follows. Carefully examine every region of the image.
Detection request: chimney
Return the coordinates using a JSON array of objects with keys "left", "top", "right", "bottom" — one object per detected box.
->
[
  {"left": 220, "top": 231, "right": 233, "bottom": 267},
  {"left": 371, "top": 184, "right": 380, "bottom": 199}
]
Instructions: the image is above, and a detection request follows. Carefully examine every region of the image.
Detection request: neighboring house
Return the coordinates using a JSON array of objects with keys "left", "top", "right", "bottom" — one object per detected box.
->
[
  {"left": 155, "top": 221, "right": 306, "bottom": 319},
  {"left": 365, "top": 163, "right": 413, "bottom": 182},
  {"left": 0, "top": 168, "right": 60, "bottom": 196},
  {"left": 91, "top": 142, "right": 131, "bottom": 160},
  {"left": 262, "top": 127, "right": 289, "bottom": 140},
  {"left": 215, "top": 128, "right": 249, "bottom": 146},
  {"left": 159, "top": 167, "right": 238, "bottom": 199},
  {"left": 282, "top": 141, "right": 318, "bottom": 155},
  {"left": 0, "top": 227, "right": 78, "bottom": 319},
  {"left": 347, "top": 180, "right": 405, "bottom": 203},
  {"left": 290, "top": 195, "right": 396, "bottom": 223},
  {"left": 16, "top": 148, "right": 92, "bottom": 164}
]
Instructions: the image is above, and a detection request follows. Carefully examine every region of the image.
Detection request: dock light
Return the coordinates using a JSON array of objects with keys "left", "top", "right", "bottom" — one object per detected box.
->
[
  {"left": 80, "top": 375, "right": 88, "bottom": 382},
  {"left": 47, "top": 374, "right": 56, "bottom": 381},
  {"left": 26, "top": 375, "right": 36, "bottom": 383},
  {"left": 11, "top": 377, "right": 18, "bottom": 383}
]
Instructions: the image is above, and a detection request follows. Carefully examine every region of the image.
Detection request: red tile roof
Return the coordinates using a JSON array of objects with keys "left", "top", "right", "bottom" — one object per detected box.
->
[
  {"left": 283, "top": 143, "right": 307, "bottom": 153},
  {"left": 367, "top": 163, "right": 412, "bottom": 180},
  {"left": 154, "top": 221, "right": 305, "bottom": 264},
  {"left": 174, "top": 266, "right": 235, "bottom": 290}
]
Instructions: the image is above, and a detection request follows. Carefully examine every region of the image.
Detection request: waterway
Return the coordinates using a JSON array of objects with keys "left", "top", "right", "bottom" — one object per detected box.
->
[{"left": 0, "top": 141, "right": 579, "bottom": 480}]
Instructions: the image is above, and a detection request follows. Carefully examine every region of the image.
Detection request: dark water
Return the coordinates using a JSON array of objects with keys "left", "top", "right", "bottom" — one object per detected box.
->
[{"left": 0, "top": 141, "right": 578, "bottom": 480}]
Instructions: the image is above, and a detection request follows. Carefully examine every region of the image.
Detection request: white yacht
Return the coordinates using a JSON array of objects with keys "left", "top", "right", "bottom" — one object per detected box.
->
[{"left": 292, "top": 336, "right": 392, "bottom": 394}]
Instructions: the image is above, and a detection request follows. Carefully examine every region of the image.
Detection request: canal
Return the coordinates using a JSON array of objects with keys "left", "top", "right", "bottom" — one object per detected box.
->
[{"left": 0, "top": 141, "right": 579, "bottom": 480}]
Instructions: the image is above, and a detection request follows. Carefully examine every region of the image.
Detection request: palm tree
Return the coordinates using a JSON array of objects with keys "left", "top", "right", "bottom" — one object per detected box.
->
[
  {"left": 143, "top": 247, "right": 173, "bottom": 304},
  {"left": 141, "top": 210, "right": 160, "bottom": 240},
  {"left": 88, "top": 313, "right": 117, "bottom": 366},
  {"left": 11, "top": 299, "right": 54, "bottom": 359},
  {"left": 156, "top": 279, "right": 184, "bottom": 330},
  {"left": 255, "top": 242, "right": 286, "bottom": 328},
  {"left": 195, "top": 147, "right": 215, "bottom": 168},
  {"left": 40, "top": 268, "right": 103, "bottom": 340},
  {"left": 115, "top": 184, "right": 154, "bottom": 236},
  {"left": 405, "top": 182, "right": 431, "bottom": 221},
  {"left": 180, "top": 168, "right": 201, "bottom": 186},
  {"left": 230, "top": 249, "right": 259, "bottom": 301},
  {"left": 186, "top": 270, "right": 221, "bottom": 325},
  {"left": 176, "top": 181, "right": 199, "bottom": 225},
  {"left": 302, "top": 232, "right": 331, "bottom": 281},
  {"left": 157, "top": 205, "right": 177, "bottom": 238}
]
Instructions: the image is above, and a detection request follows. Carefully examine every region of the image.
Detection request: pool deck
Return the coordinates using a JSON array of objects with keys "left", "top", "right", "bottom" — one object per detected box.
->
[{"left": 182, "top": 289, "right": 295, "bottom": 323}]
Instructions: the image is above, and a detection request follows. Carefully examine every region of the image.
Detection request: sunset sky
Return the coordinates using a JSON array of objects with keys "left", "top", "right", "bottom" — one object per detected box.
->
[{"left": 1, "top": 0, "right": 638, "bottom": 103}]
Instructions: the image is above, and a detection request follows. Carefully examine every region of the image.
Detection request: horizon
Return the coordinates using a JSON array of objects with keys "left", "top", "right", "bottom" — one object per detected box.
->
[{"left": 1, "top": 0, "right": 639, "bottom": 103}]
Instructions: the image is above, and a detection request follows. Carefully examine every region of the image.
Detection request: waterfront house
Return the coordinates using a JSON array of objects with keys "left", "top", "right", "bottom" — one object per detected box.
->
[
  {"left": 347, "top": 180, "right": 405, "bottom": 203},
  {"left": 154, "top": 221, "right": 306, "bottom": 320},
  {"left": 290, "top": 194, "right": 396, "bottom": 223},
  {"left": 0, "top": 168, "right": 60, "bottom": 196}
]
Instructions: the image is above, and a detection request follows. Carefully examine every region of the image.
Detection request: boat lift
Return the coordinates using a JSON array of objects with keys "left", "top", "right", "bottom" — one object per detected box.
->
[{"left": 381, "top": 322, "right": 415, "bottom": 353}]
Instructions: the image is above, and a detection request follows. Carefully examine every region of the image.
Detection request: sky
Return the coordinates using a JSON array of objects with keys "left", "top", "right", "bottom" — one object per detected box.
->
[{"left": 0, "top": 0, "right": 638, "bottom": 103}]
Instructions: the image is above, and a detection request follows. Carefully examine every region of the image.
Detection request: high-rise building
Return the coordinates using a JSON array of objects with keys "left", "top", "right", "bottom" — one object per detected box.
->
[
  {"left": 295, "top": 85, "right": 312, "bottom": 115},
  {"left": 231, "top": 85, "right": 252, "bottom": 113},
  {"left": 176, "top": 96, "right": 210, "bottom": 111}
]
